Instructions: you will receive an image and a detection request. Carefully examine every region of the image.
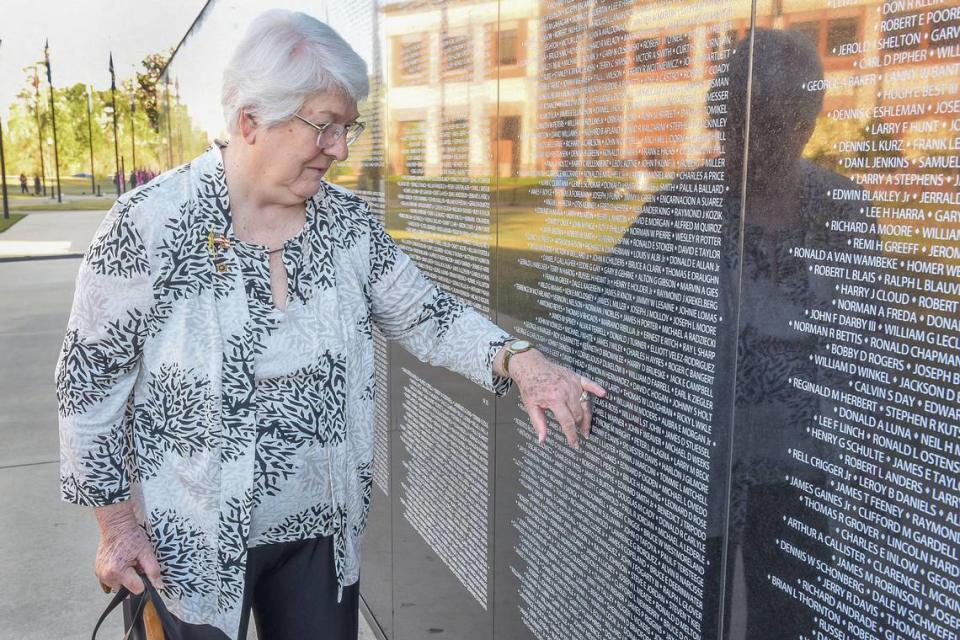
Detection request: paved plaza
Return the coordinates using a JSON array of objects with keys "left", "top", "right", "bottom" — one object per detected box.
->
[{"left": 0, "top": 209, "right": 377, "bottom": 640}]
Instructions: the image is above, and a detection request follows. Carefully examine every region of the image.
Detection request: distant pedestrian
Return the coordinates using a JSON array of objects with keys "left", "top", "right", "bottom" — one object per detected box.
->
[
  {"left": 19, "top": 173, "right": 28, "bottom": 194},
  {"left": 33, "top": 175, "right": 41, "bottom": 196}
]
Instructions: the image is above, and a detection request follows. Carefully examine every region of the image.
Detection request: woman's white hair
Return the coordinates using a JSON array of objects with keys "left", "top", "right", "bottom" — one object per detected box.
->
[{"left": 222, "top": 10, "right": 369, "bottom": 134}]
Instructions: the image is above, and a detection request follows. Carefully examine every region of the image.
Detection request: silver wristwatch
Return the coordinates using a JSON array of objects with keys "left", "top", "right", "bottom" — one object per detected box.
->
[{"left": 503, "top": 340, "right": 533, "bottom": 377}]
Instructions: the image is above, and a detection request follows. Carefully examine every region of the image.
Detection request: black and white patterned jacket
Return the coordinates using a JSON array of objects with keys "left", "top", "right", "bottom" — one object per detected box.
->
[{"left": 55, "top": 144, "right": 512, "bottom": 638}]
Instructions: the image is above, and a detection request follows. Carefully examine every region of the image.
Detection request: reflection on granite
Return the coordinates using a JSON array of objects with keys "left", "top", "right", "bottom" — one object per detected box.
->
[{"left": 157, "top": 0, "right": 960, "bottom": 638}]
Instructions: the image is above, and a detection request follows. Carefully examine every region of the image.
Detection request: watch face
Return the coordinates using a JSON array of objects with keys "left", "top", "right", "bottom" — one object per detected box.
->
[{"left": 511, "top": 340, "right": 531, "bottom": 351}]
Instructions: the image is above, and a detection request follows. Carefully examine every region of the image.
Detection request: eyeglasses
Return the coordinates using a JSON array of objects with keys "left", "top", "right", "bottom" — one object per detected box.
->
[{"left": 293, "top": 113, "right": 365, "bottom": 148}]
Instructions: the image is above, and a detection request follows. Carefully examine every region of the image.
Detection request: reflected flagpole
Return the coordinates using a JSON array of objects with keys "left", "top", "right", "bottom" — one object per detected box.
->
[
  {"left": 33, "top": 66, "right": 47, "bottom": 196},
  {"left": 44, "top": 39, "right": 62, "bottom": 203},
  {"left": 0, "top": 39, "right": 9, "bottom": 219},
  {"left": 110, "top": 52, "right": 121, "bottom": 195}
]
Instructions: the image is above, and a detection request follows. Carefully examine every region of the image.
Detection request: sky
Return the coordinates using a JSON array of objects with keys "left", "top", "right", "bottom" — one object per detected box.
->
[
  {"left": 0, "top": 0, "right": 208, "bottom": 117},
  {"left": 164, "top": 0, "right": 377, "bottom": 139},
  {"left": 1, "top": 0, "right": 380, "bottom": 139}
]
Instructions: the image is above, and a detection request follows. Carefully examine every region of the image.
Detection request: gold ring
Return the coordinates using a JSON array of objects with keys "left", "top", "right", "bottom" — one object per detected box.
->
[
  {"left": 579, "top": 391, "right": 589, "bottom": 403},
  {"left": 100, "top": 581, "right": 112, "bottom": 594}
]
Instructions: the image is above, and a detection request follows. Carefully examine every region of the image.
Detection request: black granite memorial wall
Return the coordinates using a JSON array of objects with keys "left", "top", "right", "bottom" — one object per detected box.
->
[{"left": 158, "top": 0, "right": 960, "bottom": 637}]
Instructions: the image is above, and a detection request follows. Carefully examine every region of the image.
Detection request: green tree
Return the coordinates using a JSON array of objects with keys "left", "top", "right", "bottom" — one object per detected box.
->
[
  {"left": 1, "top": 49, "right": 211, "bottom": 181},
  {"left": 136, "top": 50, "right": 172, "bottom": 132}
]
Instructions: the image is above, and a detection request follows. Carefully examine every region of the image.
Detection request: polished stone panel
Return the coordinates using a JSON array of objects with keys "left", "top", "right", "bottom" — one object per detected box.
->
[{"left": 154, "top": 1, "right": 960, "bottom": 637}]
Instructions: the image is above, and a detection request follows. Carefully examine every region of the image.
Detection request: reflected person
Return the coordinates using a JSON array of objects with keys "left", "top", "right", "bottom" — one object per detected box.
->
[
  {"left": 713, "top": 29, "right": 871, "bottom": 640},
  {"left": 580, "top": 28, "right": 870, "bottom": 639},
  {"left": 55, "top": 10, "right": 604, "bottom": 640}
]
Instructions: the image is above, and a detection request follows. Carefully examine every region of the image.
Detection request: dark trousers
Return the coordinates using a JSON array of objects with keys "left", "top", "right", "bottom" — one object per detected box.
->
[{"left": 125, "top": 536, "right": 359, "bottom": 640}]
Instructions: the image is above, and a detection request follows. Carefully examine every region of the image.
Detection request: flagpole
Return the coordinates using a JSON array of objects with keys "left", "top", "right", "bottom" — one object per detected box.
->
[
  {"left": 44, "top": 39, "right": 62, "bottom": 203},
  {"left": 110, "top": 52, "right": 121, "bottom": 196},
  {"left": 86, "top": 85, "right": 96, "bottom": 195},
  {"left": 33, "top": 66, "right": 47, "bottom": 196},
  {"left": 0, "top": 116, "right": 8, "bottom": 220},
  {"left": 0, "top": 39, "right": 9, "bottom": 219},
  {"left": 164, "top": 77, "right": 174, "bottom": 169},
  {"left": 129, "top": 92, "right": 137, "bottom": 186},
  {"left": 175, "top": 79, "right": 183, "bottom": 164}
]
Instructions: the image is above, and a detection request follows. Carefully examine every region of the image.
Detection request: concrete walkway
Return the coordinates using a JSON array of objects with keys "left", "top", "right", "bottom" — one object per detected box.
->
[
  {"left": 0, "top": 210, "right": 377, "bottom": 639},
  {"left": 0, "top": 209, "right": 106, "bottom": 259}
]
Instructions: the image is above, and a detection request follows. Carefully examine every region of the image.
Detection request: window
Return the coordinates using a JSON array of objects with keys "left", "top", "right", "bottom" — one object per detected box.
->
[
  {"left": 498, "top": 29, "right": 519, "bottom": 66},
  {"left": 440, "top": 118, "right": 470, "bottom": 177},
  {"left": 490, "top": 22, "right": 526, "bottom": 77},
  {"left": 442, "top": 34, "right": 472, "bottom": 75},
  {"left": 632, "top": 33, "right": 690, "bottom": 73},
  {"left": 709, "top": 29, "right": 738, "bottom": 58},
  {"left": 788, "top": 21, "right": 820, "bottom": 47},
  {"left": 784, "top": 15, "right": 862, "bottom": 67},
  {"left": 399, "top": 121, "right": 425, "bottom": 176},
  {"left": 928, "top": 11, "right": 960, "bottom": 48},
  {"left": 400, "top": 40, "right": 425, "bottom": 77},
  {"left": 633, "top": 36, "right": 661, "bottom": 72},
  {"left": 394, "top": 34, "right": 429, "bottom": 86},
  {"left": 497, "top": 116, "right": 522, "bottom": 177},
  {"left": 826, "top": 18, "right": 858, "bottom": 53},
  {"left": 661, "top": 33, "right": 691, "bottom": 69}
]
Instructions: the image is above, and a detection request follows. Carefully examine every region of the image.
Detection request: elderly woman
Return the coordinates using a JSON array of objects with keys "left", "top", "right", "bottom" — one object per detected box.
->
[{"left": 56, "top": 9, "right": 603, "bottom": 640}]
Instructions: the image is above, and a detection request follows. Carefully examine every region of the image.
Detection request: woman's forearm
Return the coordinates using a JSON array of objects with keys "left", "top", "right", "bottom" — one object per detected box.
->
[
  {"left": 93, "top": 500, "right": 162, "bottom": 594},
  {"left": 94, "top": 501, "right": 139, "bottom": 536}
]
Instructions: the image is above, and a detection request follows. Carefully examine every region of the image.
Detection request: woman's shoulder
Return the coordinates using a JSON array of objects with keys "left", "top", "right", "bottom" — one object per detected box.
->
[
  {"left": 86, "top": 161, "right": 201, "bottom": 277},
  {"left": 112, "top": 162, "right": 196, "bottom": 229},
  {"left": 319, "top": 180, "right": 371, "bottom": 215},
  {"left": 316, "top": 181, "right": 380, "bottom": 249}
]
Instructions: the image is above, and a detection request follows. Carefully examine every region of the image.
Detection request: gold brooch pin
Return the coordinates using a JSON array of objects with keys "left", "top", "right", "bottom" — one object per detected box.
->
[{"left": 207, "top": 230, "right": 231, "bottom": 273}]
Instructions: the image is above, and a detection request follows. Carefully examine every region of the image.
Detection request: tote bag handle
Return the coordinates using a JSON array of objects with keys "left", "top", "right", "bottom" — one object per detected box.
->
[{"left": 91, "top": 572, "right": 168, "bottom": 640}]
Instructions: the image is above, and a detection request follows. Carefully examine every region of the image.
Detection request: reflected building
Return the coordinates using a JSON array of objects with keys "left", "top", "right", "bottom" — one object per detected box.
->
[
  {"left": 153, "top": 1, "right": 960, "bottom": 639},
  {"left": 377, "top": 0, "right": 960, "bottom": 193}
]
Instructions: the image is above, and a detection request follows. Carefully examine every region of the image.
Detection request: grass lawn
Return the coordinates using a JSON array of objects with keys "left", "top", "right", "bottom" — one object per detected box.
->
[
  {"left": 7, "top": 174, "right": 117, "bottom": 213},
  {"left": 10, "top": 198, "right": 115, "bottom": 212},
  {"left": 3, "top": 173, "right": 118, "bottom": 197},
  {"left": 3, "top": 175, "right": 117, "bottom": 213},
  {"left": 0, "top": 213, "right": 26, "bottom": 233}
]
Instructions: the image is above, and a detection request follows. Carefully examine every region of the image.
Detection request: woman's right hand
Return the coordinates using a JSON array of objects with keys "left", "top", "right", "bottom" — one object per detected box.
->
[{"left": 93, "top": 502, "right": 162, "bottom": 595}]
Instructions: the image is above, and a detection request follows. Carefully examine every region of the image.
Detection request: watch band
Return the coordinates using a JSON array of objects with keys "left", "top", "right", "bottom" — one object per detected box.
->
[{"left": 503, "top": 340, "right": 532, "bottom": 377}]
